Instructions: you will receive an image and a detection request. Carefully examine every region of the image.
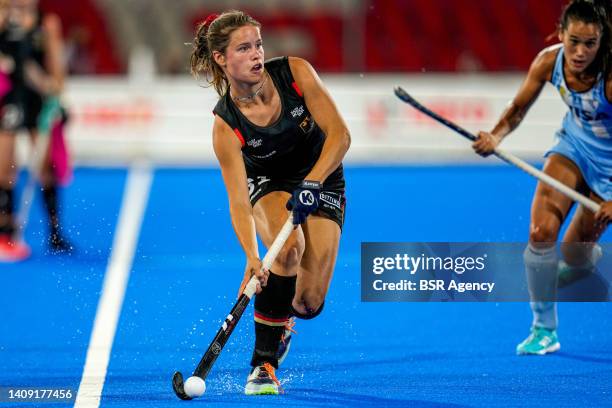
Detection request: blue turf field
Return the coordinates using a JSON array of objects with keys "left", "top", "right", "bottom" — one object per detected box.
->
[{"left": 1, "top": 165, "right": 611, "bottom": 407}]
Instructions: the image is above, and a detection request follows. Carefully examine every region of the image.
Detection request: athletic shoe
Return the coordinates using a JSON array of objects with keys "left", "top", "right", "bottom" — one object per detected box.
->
[
  {"left": 516, "top": 327, "right": 560, "bottom": 355},
  {"left": 244, "top": 362, "right": 281, "bottom": 395},
  {"left": 48, "top": 233, "right": 74, "bottom": 255},
  {"left": 558, "top": 244, "right": 602, "bottom": 288},
  {"left": 276, "top": 317, "right": 296, "bottom": 366},
  {"left": 0, "top": 235, "right": 31, "bottom": 262}
]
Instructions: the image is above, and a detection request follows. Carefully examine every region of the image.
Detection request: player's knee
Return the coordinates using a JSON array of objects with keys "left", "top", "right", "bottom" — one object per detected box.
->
[
  {"left": 529, "top": 222, "right": 558, "bottom": 243},
  {"left": 276, "top": 239, "right": 304, "bottom": 271},
  {"left": 0, "top": 169, "right": 16, "bottom": 186},
  {"left": 291, "top": 289, "right": 325, "bottom": 320}
]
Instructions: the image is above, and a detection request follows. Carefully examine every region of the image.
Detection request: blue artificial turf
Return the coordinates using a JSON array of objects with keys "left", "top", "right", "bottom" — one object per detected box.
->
[{"left": 1, "top": 165, "right": 611, "bottom": 407}]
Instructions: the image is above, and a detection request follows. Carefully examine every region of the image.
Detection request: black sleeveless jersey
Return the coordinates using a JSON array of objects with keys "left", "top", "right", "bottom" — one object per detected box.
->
[
  {"left": 213, "top": 57, "right": 344, "bottom": 189},
  {"left": 0, "top": 10, "right": 46, "bottom": 124},
  {"left": 0, "top": 12, "right": 45, "bottom": 86},
  {"left": 0, "top": 24, "right": 29, "bottom": 100}
]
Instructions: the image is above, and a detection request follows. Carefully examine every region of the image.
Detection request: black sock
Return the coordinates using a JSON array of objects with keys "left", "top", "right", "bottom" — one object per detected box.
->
[
  {"left": 251, "top": 271, "right": 297, "bottom": 369},
  {"left": 0, "top": 187, "right": 14, "bottom": 236},
  {"left": 41, "top": 185, "right": 60, "bottom": 238}
]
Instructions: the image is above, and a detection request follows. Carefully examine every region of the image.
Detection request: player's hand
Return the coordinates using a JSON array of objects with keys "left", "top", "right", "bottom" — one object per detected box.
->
[
  {"left": 238, "top": 256, "right": 267, "bottom": 298},
  {"left": 595, "top": 201, "right": 612, "bottom": 225},
  {"left": 472, "top": 131, "right": 501, "bottom": 157},
  {"left": 286, "top": 180, "right": 320, "bottom": 225},
  {"left": 0, "top": 55, "right": 15, "bottom": 74}
]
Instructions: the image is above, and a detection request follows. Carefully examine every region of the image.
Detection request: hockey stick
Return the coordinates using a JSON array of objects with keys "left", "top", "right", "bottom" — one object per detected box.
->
[
  {"left": 393, "top": 86, "right": 601, "bottom": 213},
  {"left": 172, "top": 216, "right": 295, "bottom": 400},
  {"left": 14, "top": 96, "right": 62, "bottom": 243}
]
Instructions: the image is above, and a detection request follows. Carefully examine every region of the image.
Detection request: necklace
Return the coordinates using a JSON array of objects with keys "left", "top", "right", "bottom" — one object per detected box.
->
[{"left": 232, "top": 72, "right": 268, "bottom": 103}]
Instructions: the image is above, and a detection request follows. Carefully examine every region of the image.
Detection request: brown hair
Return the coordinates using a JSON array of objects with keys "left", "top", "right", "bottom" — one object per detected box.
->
[
  {"left": 559, "top": 0, "right": 612, "bottom": 77},
  {"left": 189, "top": 10, "right": 261, "bottom": 96}
]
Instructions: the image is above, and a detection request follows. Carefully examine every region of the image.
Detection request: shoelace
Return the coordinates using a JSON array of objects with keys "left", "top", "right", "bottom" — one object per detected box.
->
[
  {"left": 262, "top": 362, "right": 284, "bottom": 393},
  {"left": 280, "top": 318, "right": 297, "bottom": 345}
]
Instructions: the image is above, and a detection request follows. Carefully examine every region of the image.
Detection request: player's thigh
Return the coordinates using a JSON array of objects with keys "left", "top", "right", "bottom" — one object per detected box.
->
[
  {"left": 296, "top": 214, "right": 341, "bottom": 302},
  {"left": 529, "top": 154, "right": 586, "bottom": 244},
  {"left": 252, "top": 191, "right": 305, "bottom": 276}
]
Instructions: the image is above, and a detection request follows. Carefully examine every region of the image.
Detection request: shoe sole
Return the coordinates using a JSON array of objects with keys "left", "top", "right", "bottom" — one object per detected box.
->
[
  {"left": 0, "top": 252, "right": 31, "bottom": 263},
  {"left": 516, "top": 342, "right": 561, "bottom": 356},
  {"left": 244, "top": 385, "right": 279, "bottom": 396}
]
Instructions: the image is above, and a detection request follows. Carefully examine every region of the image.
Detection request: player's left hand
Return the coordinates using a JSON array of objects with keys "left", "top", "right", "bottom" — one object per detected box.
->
[
  {"left": 286, "top": 180, "right": 320, "bottom": 225},
  {"left": 595, "top": 201, "right": 612, "bottom": 225}
]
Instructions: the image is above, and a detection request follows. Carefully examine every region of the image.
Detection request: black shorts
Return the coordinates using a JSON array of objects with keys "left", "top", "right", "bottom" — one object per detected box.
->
[
  {"left": 248, "top": 176, "right": 346, "bottom": 230},
  {"left": 1, "top": 89, "right": 43, "bottom": 131}
]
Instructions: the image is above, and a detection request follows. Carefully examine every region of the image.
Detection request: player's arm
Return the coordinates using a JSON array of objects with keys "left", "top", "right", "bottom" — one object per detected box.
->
[
  {"left": 24, "top": 13, "right": 64, "bottom": 95},
  {"left": 212, "top": 115, "right": 266, "bottom": 294},
  {"left": 473, "top": 48, "right": 556, "bottom": 156},
  {"left": 288, "top": 57, "right": 350, "bottom": 183},
  {"left": 42, "top": 13, "right": 64, "bottom": 91}
]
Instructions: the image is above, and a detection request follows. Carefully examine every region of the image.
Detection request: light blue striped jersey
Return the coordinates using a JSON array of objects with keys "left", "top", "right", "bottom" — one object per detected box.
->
[
  {"left": 550, "top": 45, "right": 612, "bottom": 158},
  {"left": 548, "top": 45, "right": 612, "bottom": 199}
]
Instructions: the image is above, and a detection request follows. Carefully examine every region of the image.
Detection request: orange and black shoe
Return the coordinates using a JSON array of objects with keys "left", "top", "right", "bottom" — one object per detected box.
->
[
  {"left": 0, "top": 235, "right": 31, "bottom": 262},
  {"left": 244, "top": 362, "right": 282, "bottom": 395},
  {"left": 276, "top": 317, "right": 297, "bottom": 366}
]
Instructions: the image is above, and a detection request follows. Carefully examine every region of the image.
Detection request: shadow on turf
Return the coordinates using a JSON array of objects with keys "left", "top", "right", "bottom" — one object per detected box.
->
[
  {"left": 553, "top": 352, "right": 612, "bottom": 365},
  {"left": 283, "top": 389, "right": 469, "bottom": 407},
  {"left": 103, "top": 390, "right": 469, "bottom": 407}
]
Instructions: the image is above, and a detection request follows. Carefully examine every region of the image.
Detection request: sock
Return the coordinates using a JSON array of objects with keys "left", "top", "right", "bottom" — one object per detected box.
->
[
  {"left": 0, "top": 187, "right": 14, "bottom": 236},
  {"left": 41, "top": 185, "right": 60, "bottom": 238},
  {"left": 524, "top": 244, "right": 558, "bottom": 330},
  {"left": 251, "top": 272, "right": 296, "bottom": 369}
]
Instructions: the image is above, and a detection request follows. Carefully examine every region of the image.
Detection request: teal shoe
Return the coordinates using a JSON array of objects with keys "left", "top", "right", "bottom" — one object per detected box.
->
[
  {"left": 516, "top": 327, "right": 560, "bottom": 355},
  {"left": 557, "top": 261, "right": 591, "bottom": 288}
]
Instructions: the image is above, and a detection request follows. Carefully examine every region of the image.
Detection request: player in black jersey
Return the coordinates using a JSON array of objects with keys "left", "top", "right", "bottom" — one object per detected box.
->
[
  {"left": 190, "top": 10, "right": 350, "bottom": 395},
  {"left": 0, "top": 0, "right": 72, "bottom": 261}
]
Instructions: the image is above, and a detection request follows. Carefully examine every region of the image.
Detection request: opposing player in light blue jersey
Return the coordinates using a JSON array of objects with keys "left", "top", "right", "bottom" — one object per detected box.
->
[{"left": 473, "top": 0, "right": 612, "bottom": 355}]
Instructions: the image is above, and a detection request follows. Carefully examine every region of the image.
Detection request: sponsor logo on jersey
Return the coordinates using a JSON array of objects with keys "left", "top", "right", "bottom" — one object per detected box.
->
[
  {"left": 559, "top": 86, "right": 569, "bottom": 103},
  {"left": 247, "top": 138, "right": 263, "bottom": 148},
  {"left": 569, "top": 105, "right": 610, "bottom": 122},
  {"left": 252, "top": 150, "right": 277, "bottom": 159},
  {"left": 291, "top": 105, "right": 305, "bottom": 118},
  {"left": 299, "top": 115, "right": 313, "bottom": 133}
]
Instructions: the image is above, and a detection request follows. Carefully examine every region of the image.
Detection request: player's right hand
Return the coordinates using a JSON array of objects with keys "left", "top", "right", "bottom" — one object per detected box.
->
[
  {"left": 238, "top": 256, "right": 268, "bottom": 298},
  {"left": 595, "top": 201, "right": 612, "bottom": 226},
  {"left": 472, "top": 131, "right": 501, "bottom": 157}
]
